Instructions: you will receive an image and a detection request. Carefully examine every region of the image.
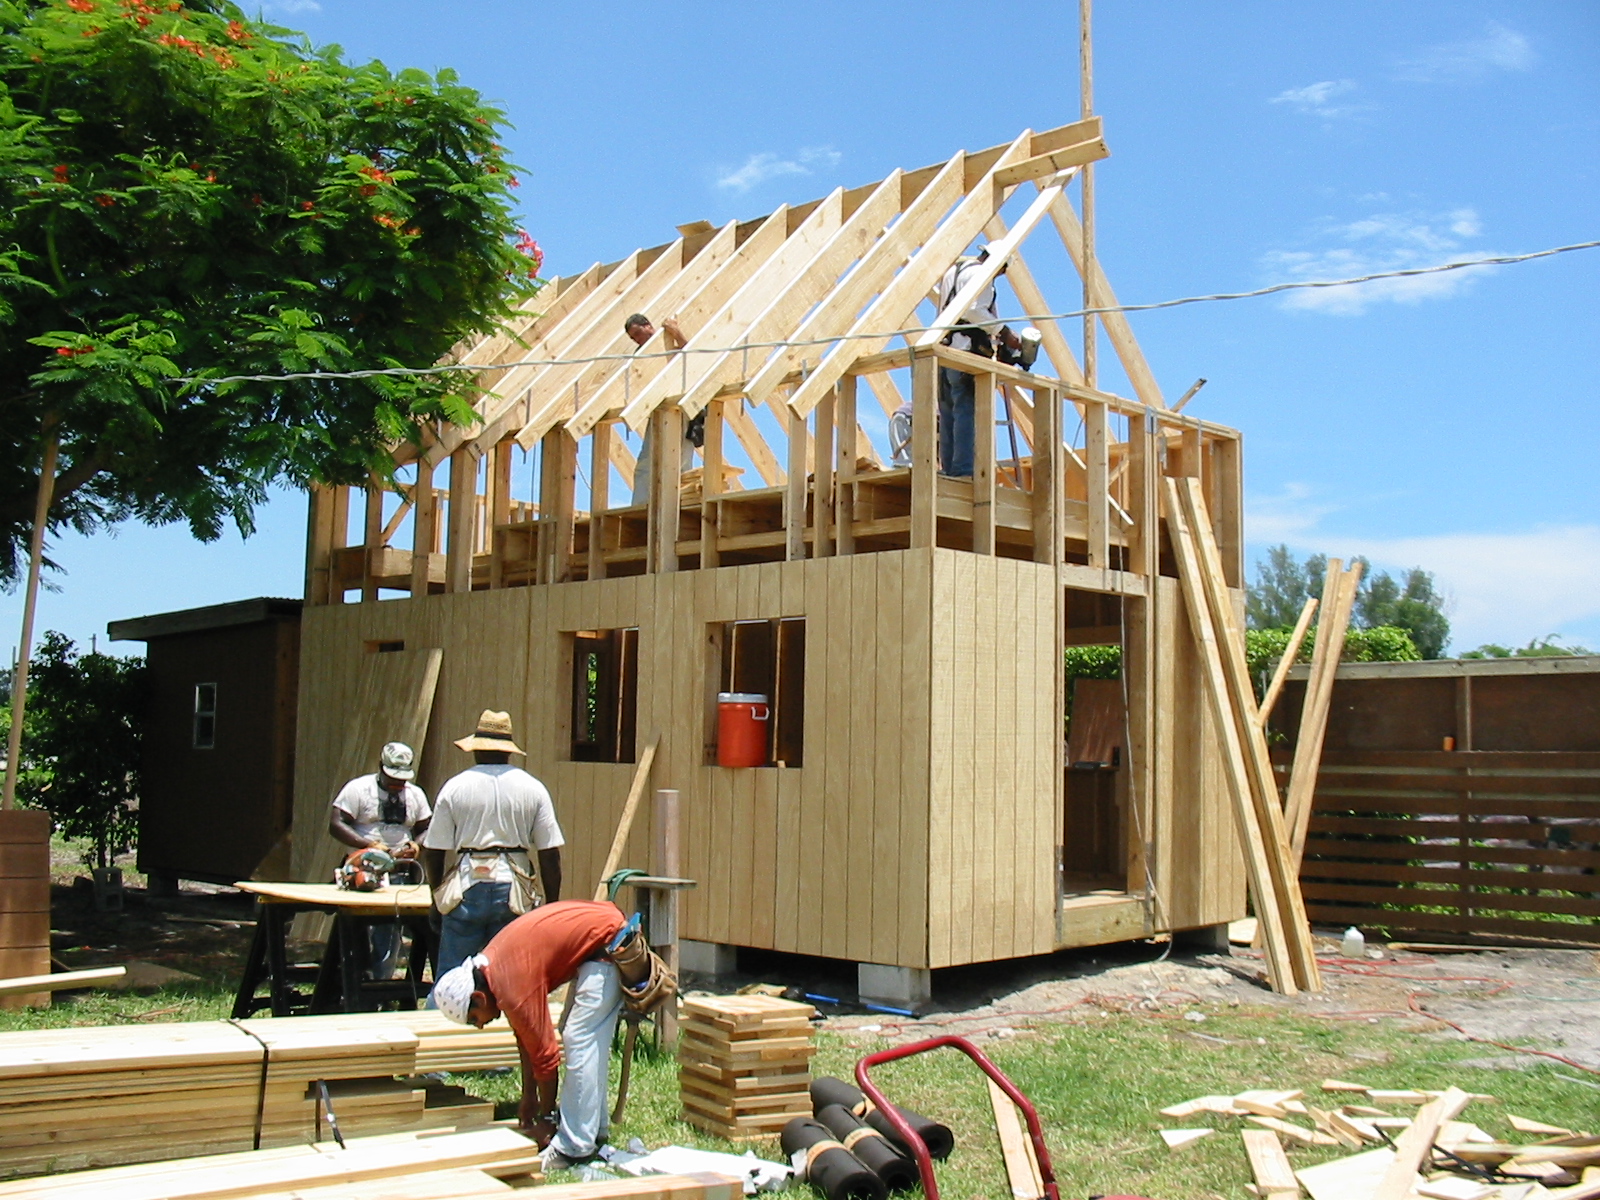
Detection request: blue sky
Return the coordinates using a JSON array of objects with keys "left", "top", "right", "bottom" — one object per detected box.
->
[{"left": 5, "top": 1, "right": 1597, "bottom": 658}]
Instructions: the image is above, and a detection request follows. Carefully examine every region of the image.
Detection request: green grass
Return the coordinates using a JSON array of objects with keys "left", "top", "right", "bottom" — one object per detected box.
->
[
  {"left": 7, "top": 992, "right": 1598, "bottom": 1198},
  {"left": 456, "top": 1008, "right": 1600, "bottom": 1200}
]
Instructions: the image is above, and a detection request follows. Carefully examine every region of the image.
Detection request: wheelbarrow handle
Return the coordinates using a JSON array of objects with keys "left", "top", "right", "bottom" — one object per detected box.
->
[{"left": 854, "top": 1034, "right": 1059, "bottom": 1200}]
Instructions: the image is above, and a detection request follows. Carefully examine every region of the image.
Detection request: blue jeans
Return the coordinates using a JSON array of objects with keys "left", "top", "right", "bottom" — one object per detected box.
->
[
  {"left": 436, "top": 882, "right": 517, "bottom": 976},
  {"left": 937, "top": 367, "right": 975, "bottom": 477},
  {"left": 550, "top": 960, "right": 623, "bottom": 1159}
]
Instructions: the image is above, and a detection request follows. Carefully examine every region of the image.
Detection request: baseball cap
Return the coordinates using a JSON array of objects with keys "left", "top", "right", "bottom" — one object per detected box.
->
[
  {"left": 431, "top": 954, "right": 489, "bottom": 1024},
  {"left": 380, "top": 742, "right": 415, "bottom": 780}
]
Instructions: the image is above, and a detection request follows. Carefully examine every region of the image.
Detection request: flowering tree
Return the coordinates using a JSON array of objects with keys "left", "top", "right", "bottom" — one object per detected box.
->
[{"left": 0, "top": 0, "right": 542, "bottom": 581}]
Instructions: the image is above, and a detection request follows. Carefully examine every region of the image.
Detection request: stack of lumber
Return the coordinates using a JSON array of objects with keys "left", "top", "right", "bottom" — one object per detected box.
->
[
  {"left": 1157, "top": 1078, "right": 1600, "bottom": 1200},
  {"left": 679, "top": 995, "right": 816, "bottom": 1142},
  {"left": 0, "top": 1012, "right": 516, "bottom": 1178},
  {"left": 0, "top": 809, "right": 51, "bottom": 1010},
  {"left": 0, "top": 1125, "right": 747, "bottom": 1200}
]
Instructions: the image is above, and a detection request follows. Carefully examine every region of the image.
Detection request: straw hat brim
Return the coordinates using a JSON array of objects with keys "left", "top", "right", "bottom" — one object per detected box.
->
[{"left": 454, "top": 733, "right": 525, "bottom": 755}]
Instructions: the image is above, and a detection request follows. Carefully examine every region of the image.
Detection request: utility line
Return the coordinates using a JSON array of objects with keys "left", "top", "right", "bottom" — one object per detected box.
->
[{"left": 178, "top": 239, "right": 1598, "bottom": 386}]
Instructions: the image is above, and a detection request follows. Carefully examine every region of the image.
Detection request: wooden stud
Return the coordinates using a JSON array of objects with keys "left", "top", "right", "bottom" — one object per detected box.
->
[
  {"left": 699, "top": 401, "right": 723, "bottom": 569},
  {"left": 409, "top": 458, "right": 435, "bottom": 597},
  {"left": 1030, "top": 386, "right": 1061, "bottom": 565},
  {"left": 648, "top": 407, "right": 683, "bottom": 574},
  {"left": 541, "top": 430, "right": 577, "bottom": 584},
  {"left": 1080, "top": 0, "right": 1097, "bottom": 389},
  {"left": 1086, "top": 400, "right": 1109, "bottom": 567},
  {"left": 361, "top": 480, "right": 384, "bottom": 602},
  {"left": 784, "top": 407, "right": 807, "bottom": 561},
  {"left": 588, "top": 422, "right": 611, "bottom": 581},
  {"left": 445, "top": 449, "right": 477, "bottom": 594},
  {"left": 835, "top": 376, "right": 857, "bottom": 555},
  {"left": 813, "top": 388, "right": 835, "bottom": 558},
  {"left": 910, "top": 354, "right": 938, "bottom": 549},
  {"left": 488, "top": 439, "right": 514, "bottom": 589},
  {"left": 304, "top": 484, "right": 336, "bottom": 606},
  {"left": 973, "top": 372, "right": 996, "bottom": 556},
  {"left": 1210, "top": 435, "right": 1243, "bottom": 587}
]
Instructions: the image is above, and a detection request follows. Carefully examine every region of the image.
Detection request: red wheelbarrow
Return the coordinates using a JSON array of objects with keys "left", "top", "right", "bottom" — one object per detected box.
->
[{"left": 856, "top": 1034, "right": 1059, "bottom": 1200}]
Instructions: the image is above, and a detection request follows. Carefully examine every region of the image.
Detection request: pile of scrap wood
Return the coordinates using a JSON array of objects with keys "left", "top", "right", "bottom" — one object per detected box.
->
[
  {"left": 1165, "top": 476, "right": 1361, "bottom": 995},
  {"left": 0, "top": 1124, "right": 746, "bottom": 1200},
  {"left": 0, "top": 1010, "right": 519, "bottom": 1178},
  {"left": 678, "top": 994, "right": 816, "bottom": 1141},
  {"left": 1157, "top": 1079, "right": 1600, "bottom": 1200}
]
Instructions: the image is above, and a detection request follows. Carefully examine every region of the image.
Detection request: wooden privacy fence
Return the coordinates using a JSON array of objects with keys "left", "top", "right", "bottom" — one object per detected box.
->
[{"left": 1276, "top": 750, "right": 1600, "bottom": 946}]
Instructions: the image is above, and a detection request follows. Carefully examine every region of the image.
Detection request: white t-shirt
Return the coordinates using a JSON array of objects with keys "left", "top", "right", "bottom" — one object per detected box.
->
[
  {"left": 331, "top": 775, "right": 431, "bottom": 848},
  {"left": 422, "top": 765, "right": 565, "bottom": 884},
  {"left": 938, "top": 260, "right": 999, "bottom": 353}
]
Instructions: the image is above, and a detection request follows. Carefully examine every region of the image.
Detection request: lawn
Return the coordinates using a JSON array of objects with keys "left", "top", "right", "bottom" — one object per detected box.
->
[{"left": 5, "top": 983, "right": 1597, "bottom": 1199}]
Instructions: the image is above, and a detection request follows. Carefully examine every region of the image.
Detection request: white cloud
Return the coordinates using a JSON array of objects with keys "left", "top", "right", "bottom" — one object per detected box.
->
[
  {"left": 1261, "top": 208, "right": 1497, "bottom": 315},
  {"left": 1395, "top": 21, "right": 1534, "bottom": 83},
  {"left": 1270, "top": 79, "right": 1369, "bottom": 120},
  {"left": 715, "top": 146, "right": 841, "bottom": 194},
  {"left": 1245, "top": 482, "right": 1342, "bottom": 542}
]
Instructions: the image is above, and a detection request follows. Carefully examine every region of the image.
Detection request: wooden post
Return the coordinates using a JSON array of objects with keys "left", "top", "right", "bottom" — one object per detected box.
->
[
  {"left": 488, "top": 439, "right": 513, "bottom": 589},
  {"left": 305, "top": 484, "right": 336, "bottom": 606},
  {"left": 699, "top": 402, "right": 723, "bottom": 569},
  {"left": 972, "top": 372, "right": 996, "bottom": 555},
  {"left": 813, "top": 388, "right": 835, "bottom": 558},
  {"left": 541, "top": 430, "right": 577, "bottom": 584},
  {"left": 1123, "top": 407, "right": 1160, "bottom": 919},
  {"left": 784, "top": 406, "right": 807, "bottom": 561},
  {"left": 410, "top": 458, "right": 436, "bottom": 597},
  {"left": 652, "top": 787, "right": 681, "bottom": 1047},
  {"left": 1210, "top": 435, "right": 1243, "bottom": 587},
  {"left": 3, "top": 433, "right": 58, "bottom": 811},
  {"left": 1080, "top": 0, "right": 1097, "bottom": 389},
  {"left": 589, "top": 422, "right": 611, "bottom": 581},
  {"left": 836, "top": 376, "right": 857, "bottom": 556},
  {"left": 910, "top": 353, "right": 937, "bottom": 549},
  {"left": 329, "top": 485, "right": 350, "bottom": 603},
  {"left": 445, "top": 447, "right": 477, "bottom": 594},
  {"left": 649, "top": 408, "right": 682, "bottom": 574},
  {"left": 1030, "top": 386, "right": 1061, "bottom": 565},
  {"left": 362, "top": 479, "right": 383, "bottom": 602},
  {"left": 1086, "top": 399, "right": 1109, "bottom": 568}
]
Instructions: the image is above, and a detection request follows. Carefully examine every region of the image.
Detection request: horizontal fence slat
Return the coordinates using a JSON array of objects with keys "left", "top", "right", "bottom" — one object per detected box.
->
[
  {"left": 1311, "top": 751, "right": 1600, "bottom": 771},
  {"left": 1304, "top": 836, "right": 1600, "bottom": 871},
  {"left": 1313, "top": 794, "right": 1600, "bottom": 819},
  {"left": 1308, "top": 815, "right": 1600, "bottom": 843},
  {"left": 1303, "top": 904, "right": 1600, "bottom": 946},
  {"left": 1312, "top": 772, "right": 1600, "bottom": 796},
  {"left": 1299, "top": 859, "right": 1600, "bottom": 893},
  {"left": 1301, "top": 881, "right": 1600, "bottom": 918}
]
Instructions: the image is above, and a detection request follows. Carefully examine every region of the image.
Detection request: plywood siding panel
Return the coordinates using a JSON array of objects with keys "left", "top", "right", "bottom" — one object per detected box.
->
[
  {"left": 869, "top": 552, "right": 904, "bottom": 966},
  {"left": 820, "top": 557, "right": 853, "bottom": 961}
]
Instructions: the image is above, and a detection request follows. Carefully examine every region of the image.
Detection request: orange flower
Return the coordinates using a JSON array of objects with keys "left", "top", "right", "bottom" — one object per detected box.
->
[
  {"left": 67, "top": 0, "right": 94, "bottom": 11},
  {"left": 95, "top": 194, "right": 116, "bottom": 206}
]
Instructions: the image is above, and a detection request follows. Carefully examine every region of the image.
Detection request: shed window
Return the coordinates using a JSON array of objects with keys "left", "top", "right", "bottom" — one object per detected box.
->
[
  {"left": 570, "top": 629, "right": 639, "bottom": 762},
  {"left": 708, "top": 618, "right": 805, "bottom": 767},
  {"left": 193, "top": 683, "right": 217, "bottom": 749}
]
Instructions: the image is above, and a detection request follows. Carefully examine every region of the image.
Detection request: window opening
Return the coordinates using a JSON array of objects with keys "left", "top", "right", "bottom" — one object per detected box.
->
[
  {"left": 709, "top": 618, "right": 805, "bottom": 767},
  {"left": 193, "top": 682, "right": 218, "bottom": 749},
  {"left": 365, "top": 639, "right": 406, "bottom": 653},
  {"left": 569, "top": 628, "right": 639, "bottom": 762}
]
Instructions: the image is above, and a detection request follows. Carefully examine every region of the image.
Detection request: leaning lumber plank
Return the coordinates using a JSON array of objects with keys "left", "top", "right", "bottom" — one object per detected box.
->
[
  {"left": 0, "top": 967, "right": 125, "bottom": 997},
  {"left": 1257, "top": 597, "right": 1317, "bottom": 730},
  {"left": 1371, "top": 1087, "right": 1472, "bottom": 1200},
  {"left": 592, "top": 734, "right": 661, "bottom": 901},
  {"left": 1162, "top": 479, "right": 1296, "bottom": 994},
  {"left": 1242, "top": 1129, "right": 1300, "bottom": 1199},
  {"left": 0, "top": 1128, "right": 537, "bottom": 1200},
  {"left": 989, "top": 1078, "right": 1045, "bottom": 1198}
]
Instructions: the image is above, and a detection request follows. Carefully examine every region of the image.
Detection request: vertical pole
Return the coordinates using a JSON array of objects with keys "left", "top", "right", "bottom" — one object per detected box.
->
[
  {"left": 1080, "top": 0, "right": 1097, "bottom": 389},
  {"left": 488, "top": 439, "right": 513, "bottom": 589},
  {"left": 329, "top": 485, "right": 350, "bottom": 603},
  {"left": 972, "top": 372, "right": 996, "bottom": 555},
  {"left": 910, "top": 354, "right": 938, "bottom": 549},
  {"left": 813, "top": 388, "right": 835, "bottom": 558},
  {"left": 1124, "top": 409, "right": 1161, "bottom": 917},
  {"left": 410, "top": 458, "right": 436, "bottom": 597},
  {"left": 836, "top": 376, "right": 857, "bottom": 555},
  {"left": 649, "top": 407, "right": 683, "bottom": 574},
  {"left": 549, "top": 431, "right": 577, "bottom": 584},
  {"left": 1030, "top": 386, "right": 1061, "bottom": 565},
  {"left": 1210, "top": 435, "right": 1243, "bottom": 588},
  {"left": 652, "top": 787, "right": 681, "bottom": 1047},
  {"left": 1086, "top": 400, "right": 1109, "bottom": 568},
  {"left": 3, "top": 434, "right": 59, "bottom": 811},
  {"left": 784, "top": 405, "right": 807, "bottom": 561},
  {"left": 699, "top": 402, "right": 723, "bottom": 569},
  {"left": 362, "top": 478, "right": 383, "bottom": 602},
  {"left": 446, "top": 448, "right": 477, "bottom": 593},
  {"left": 589, "top": 422, "right": 611, "bottom": 581},
  {"left": 305, "top": 484, "right": 336, "bottom": 606}
]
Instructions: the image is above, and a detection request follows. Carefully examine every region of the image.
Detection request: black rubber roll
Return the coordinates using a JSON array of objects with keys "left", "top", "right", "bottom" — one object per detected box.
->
[
  {"left": 816, "top": 1103, "right": 920, "bottom": 1192},
  {"left": 781, "top": 1117, "right": 887, "bottom": 1200},
  {"left": 810, "top": 1076, "right": 955, "bottom": 1162}
]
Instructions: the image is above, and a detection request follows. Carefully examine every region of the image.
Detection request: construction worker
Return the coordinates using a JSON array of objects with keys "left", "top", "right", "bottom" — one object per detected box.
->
[
  {"left": 430, "top": 899, "right": 674, "bottom": 1168},
  {"left": 328, "top": 741, "right": 430, "bottom": 977},
  {"left": 935, "top": 245, "right": 1021, "bottom": 477},
  {"left": 422, "top": 710, "right": 564, "bottom": 976},
  {"left": 625, "top": 313, "right": 703, "bottom": 505}
]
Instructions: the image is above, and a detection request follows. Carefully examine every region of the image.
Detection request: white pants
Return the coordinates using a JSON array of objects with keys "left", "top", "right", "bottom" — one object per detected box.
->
[{"left": 552, "top": 960, "right": 623, "bottom": 1159}]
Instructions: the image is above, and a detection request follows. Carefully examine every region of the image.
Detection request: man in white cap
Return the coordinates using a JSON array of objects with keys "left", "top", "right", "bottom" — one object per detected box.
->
[
  {"left": 329, "top": 741, "right": 431, "bottom": 977},
  {"left": 431, "top": 898, "right": 672, "bottom": 1168},
  {"left": 422, "top": 710, "right": 565, "bottom": 976}
]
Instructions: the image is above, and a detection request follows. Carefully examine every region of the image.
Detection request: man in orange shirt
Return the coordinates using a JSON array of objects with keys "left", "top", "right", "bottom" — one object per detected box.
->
[{"left": 431, "top": 899, "right": 667, "bottom": 1167}]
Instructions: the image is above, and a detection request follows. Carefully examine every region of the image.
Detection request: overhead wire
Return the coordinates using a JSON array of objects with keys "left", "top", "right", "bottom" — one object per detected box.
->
[{"left": 171, "top": 240, "right": 1599, "bottom": 385}]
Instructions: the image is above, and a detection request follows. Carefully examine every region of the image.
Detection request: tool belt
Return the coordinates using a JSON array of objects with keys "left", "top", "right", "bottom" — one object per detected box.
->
[
  {"left": 607, "top": 927, "right": 677, "bottom": 1016},
  {"left": 433, "top": 848, "right": 539, "bottom": 916}
]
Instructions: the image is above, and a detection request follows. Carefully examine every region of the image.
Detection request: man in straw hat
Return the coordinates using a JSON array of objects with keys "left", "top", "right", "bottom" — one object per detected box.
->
[{"left": 422, "top": 710, "right": 564, "bottom": 975}]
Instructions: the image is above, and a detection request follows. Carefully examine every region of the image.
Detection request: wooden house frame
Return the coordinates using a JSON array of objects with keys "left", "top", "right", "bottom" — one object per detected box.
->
[{"left": 291, "top": 119, "right": 1250, "bottom": 1003}]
